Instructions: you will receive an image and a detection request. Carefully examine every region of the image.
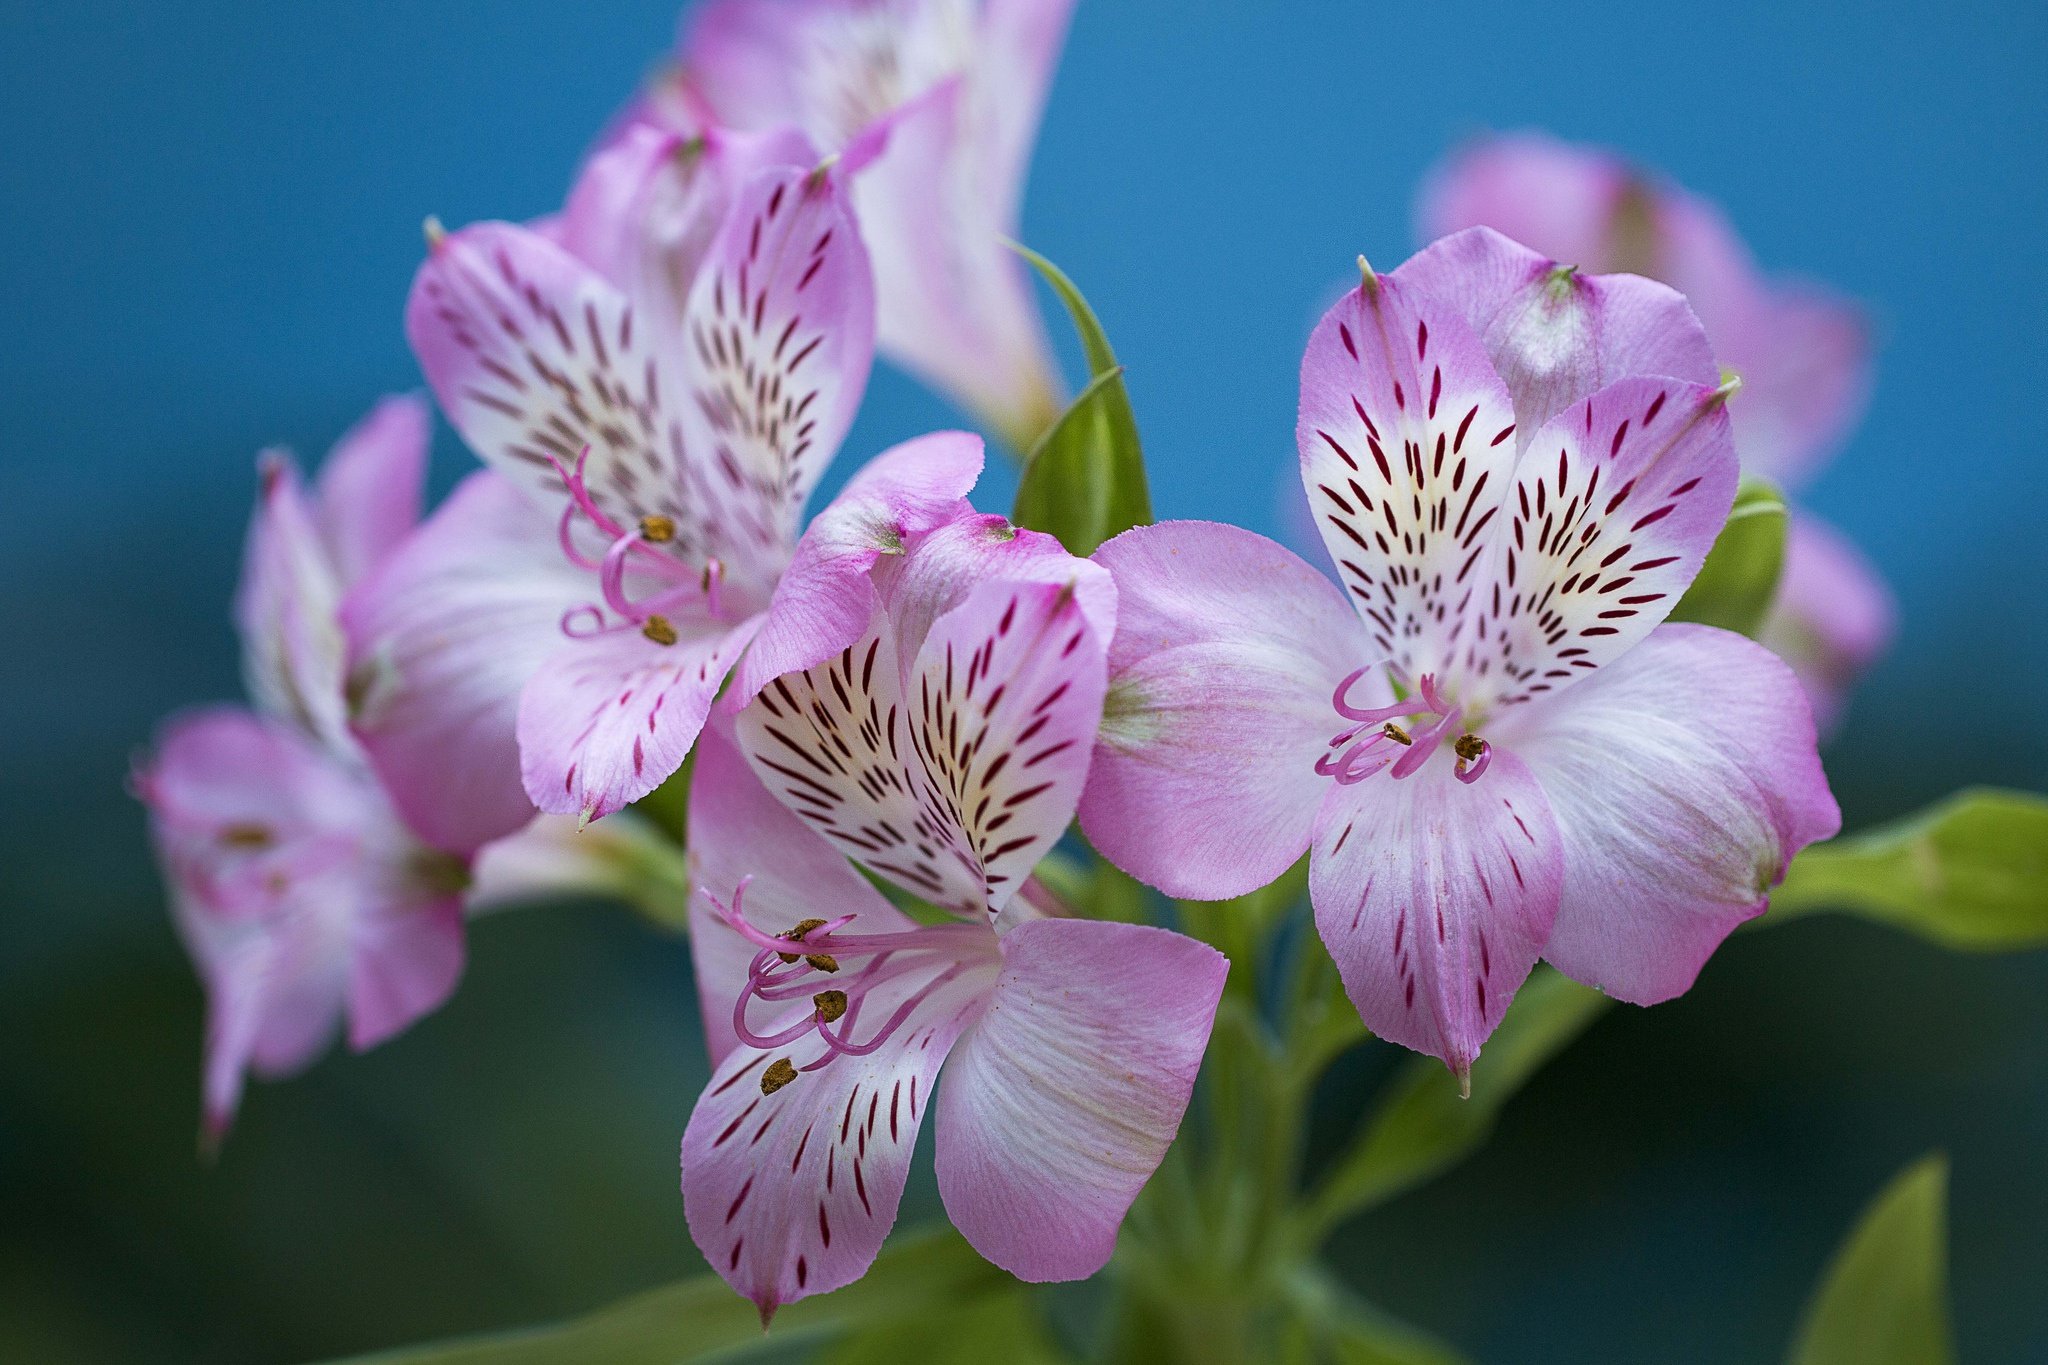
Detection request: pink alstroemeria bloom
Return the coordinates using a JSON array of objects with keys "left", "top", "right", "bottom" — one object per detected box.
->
[
  {"left": 347, "top": 135, "right": 875, "bottom": 846},
  {"left": 1081, "top": 229, "right": 1840, "bottom": 1079},
  {"left": 137, "top": 398, "right": 469, "bottom": 1141},
  {"left": 679, "top": 718, "right": 1224, "bottom": 1317},
  {"left": 1418, "top": 131, "right": 1893, "bottom": 726},
  {"left": 659, "top": 0, "right": 1073, "bottom": 449}
]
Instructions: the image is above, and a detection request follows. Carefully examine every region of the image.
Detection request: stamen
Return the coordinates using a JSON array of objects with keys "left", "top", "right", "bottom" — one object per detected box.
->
[
  {"left": 805, "top": 953, "right": 841, "bottom": 974},
  {"left": 1382, "top": 723, "right": 1412, "bottom": 745},
  {"left": 218, "top": 822, "right": 274, "bottom": 849},
  {"left": 761, "top": 1058, "right": 798, "bottom": 1094},
  {"left": 1454, "top": 734, "right": 1485, "bottom": 761},
  {"left": 1454, "top": 735, "right": 1493, "bottom": 785},
  {"left": 813, "top": 990, "right": 848, "bottom": 1023},
  {"left": 642, "top": 615, "right": 679, "bottom": 646},
  {"left": 639, "top": 514, "right": 675, "bottom": 543},
  {"left": 1331, "top": 667, "right": 1435, "bottom": 725},
  {"left": 776, "top": 918, "right": 831, "bottom": 963}
]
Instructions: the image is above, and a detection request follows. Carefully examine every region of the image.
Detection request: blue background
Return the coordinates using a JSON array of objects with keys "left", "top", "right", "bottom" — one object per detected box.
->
[{"left": 2, "top": 1, "right": 2043, "bottom": 1360}]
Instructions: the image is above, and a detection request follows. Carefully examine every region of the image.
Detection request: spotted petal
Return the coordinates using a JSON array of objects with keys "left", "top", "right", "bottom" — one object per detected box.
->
[
  {"left": 1391, "top": 226, "right": 1718, "bottom": 434},
  {"left": 1298, "top": 272, "right": 1521, "bottom": 681},
  {"left": 343, "top": 471, "right": 587, "bottom": 854},
  {"left": 729, "top": 430, "right": 985, "bottom": 705},
  {"left": 872, "top": 513, "right": 1117, "bottom": 667},
  {"left": 1457, "top": 376, "right": 1738, "bottom": 710},
  {"left": 1500, "top": 623, "right": 1840, "bottom": 1003},
  {"left": 518, "top": 614, "right": 762, "bottom": 824},
  {"left": 1310, "top": 746, "right": 1563, "bottom": 1077},
  {"left": 680, "top": 912, "right": 995, "bottom": 1319},
  {"left": 1080, "top": 521, "right": 1372, "bottom": 900},
  {"left": 934, "top": 916, "right": 1224, "bottom": 1280}
]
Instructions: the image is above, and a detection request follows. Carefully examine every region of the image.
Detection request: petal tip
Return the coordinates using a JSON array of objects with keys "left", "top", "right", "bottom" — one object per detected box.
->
[{"left": 422, "top": 215, "right": 447, "bottom": 252}]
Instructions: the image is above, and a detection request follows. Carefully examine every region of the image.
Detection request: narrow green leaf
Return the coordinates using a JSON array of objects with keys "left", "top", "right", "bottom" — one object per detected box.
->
[
  {"left": 1768, "top": 788, "right": 2048, "bottom": 949},
  {"left": 1284, "top": 1264, "right": 1471, "bottom": 1365},
  {"left": 1009, "top": 243, "right": 1152, "bottom": 558},
  {"left": 328, "top": 1227, "right": 1008, "bottom": 1364},
  {"left": 1670, "top": 477, "right": 1786, "bottom": 638},
  {"left": 1303, "top": 968, "right": 1610, "bottom": 1238},
  {"left": 822, "top": 1290, "right": 1071, "bottom": 1365},
  {"left": 1786, "top": 1155, "right": 1955, "bottom": 1365}
]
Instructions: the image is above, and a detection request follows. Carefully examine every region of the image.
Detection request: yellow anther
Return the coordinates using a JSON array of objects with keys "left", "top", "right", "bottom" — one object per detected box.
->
[
  {"left": 641, "top": 615, "right": 679, "bottom": 646},
  {"left": 813, "top": 990, "right": 848, "bottom": 1023},
  {"left": 1382, "top": 722, "right": 1413, "bottom": 746},
  {"left": 761, "top": 1058, "right": 798, "bottom": 1094},
  {"left": 776, "top": 918, "right": 830, "bottom": 964},
  {"left": 639, "top": 514, "right": 675, "bottom": 543},
  {"left": 1455, "top": 733, "right": 1486, "bottom": 761},
  {"left": 218, "top": 822, "right": 274, "bottom": 850},
  {"left": 804, "top": 953, "right": 841, "bottom": 974}
]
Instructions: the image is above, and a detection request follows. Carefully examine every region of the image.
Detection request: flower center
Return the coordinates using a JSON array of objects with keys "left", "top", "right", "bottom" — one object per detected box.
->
[
  {"left": 1316, "top": 668, "right": 1493, "bottom": 786},
  {"left": 548, "top": 446, "right": 731, "bottom": 646},
  {"left": 705, "top": 880, "right": 989, "bottom": 1097}
]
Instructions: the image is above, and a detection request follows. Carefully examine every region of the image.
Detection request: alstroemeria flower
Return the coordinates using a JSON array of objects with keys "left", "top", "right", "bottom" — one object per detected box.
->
[
  {"left": 1418, "top": 131, "right": 1892, "bottom": 726},
  {"left": 656, "top": 0, "right": 1073, "bottom": 449},
  {"left": 679, "top": 716, "right": 1224, "bottom": 1316},
  {"left": 1081, "top": 229, "right": 1839, "bottom": 1078},
  {"left": 347, "top": 135, "right": 875, "bottom": 846},
  {"left": 137, "top": 398, "right": 468, "bottom": 1140}
]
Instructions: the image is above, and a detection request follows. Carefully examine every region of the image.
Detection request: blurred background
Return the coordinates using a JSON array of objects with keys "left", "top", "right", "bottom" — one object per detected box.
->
[{"left": 3, "top": 0, "right": 2044, "bottom": 1360}]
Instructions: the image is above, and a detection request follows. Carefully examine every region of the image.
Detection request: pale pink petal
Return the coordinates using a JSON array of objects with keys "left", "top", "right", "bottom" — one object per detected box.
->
[
  {"left": 346, "top": 895, "right": 466, "bottom": 1051},
  {"left": 679, "top": 927, "right": 996, "bottom": 1318},
  {"left": 1759, "top": 513, "right": 1896, "bottom": 734},
  {"left": 464, "top": 811, "right": 677, "bottom": 914},
  {"left": 871, "top": 512, "right": 1116, "bottom": 666},
  {"left": 1298, "top": 270, "right": 1520, "bottom": 681},
  {"left": 342, "top": 471, "right": 587, "bottom": 854},
  {"left": 1500, "top": 624, "right": 1840, "bottom": 1003},
  {"left": 729, "top": 430, "right": 984, "bottom": 705},
  {"left": 1415, "top": 132, "right": 1628, "bottom": 275},
  {"left": 1079, "top": 521, "right": 1371, "bottom": 899},
  {"left": 236, "top": 454, "right": 351, "bottom": 751},
  {"left": 313, "top": 393, "right": 433, "bottom": 586},
  {"left": 1392, "top": 226, "right": 1718, "bottom": 433},
  {"left": 686, "top": 717, "right": 911, "bottom": 1065},
  {"left": 934, "top": 916, "right": 1223, "bottom": 1281},
  {"left": 1310, "top": 749, "right": 1563, "bottom": 1077},
  {"left": 557, "top": 122, "right": 817, "bottom": 338},
  {"left": 1458, "top": 376, "right": 1738, "bottom": 711},
  {"left": 672, "top": 162, "right": 877, "bottom": 597},
  {"left": 517, "top": 614, "right": 762, "bottom": 823},
  {"left": 1713, "top": 277, "right": 1873, "bottom": 490},
  {"left": 973, "top": 0, "right": 1078, "bottom": 227},
  {"left": 406, "top": 221, "right": 701, "bottom": 539}
]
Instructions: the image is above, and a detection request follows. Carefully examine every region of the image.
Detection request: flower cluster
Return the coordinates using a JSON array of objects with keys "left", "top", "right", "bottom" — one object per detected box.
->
[{"left": 141, "top": 0, "right": 1866, "bottom": 1324}]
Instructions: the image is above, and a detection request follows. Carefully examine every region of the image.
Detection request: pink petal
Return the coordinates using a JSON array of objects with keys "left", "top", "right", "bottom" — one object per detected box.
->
[
  {"left": 1458, "top": 375, "right": 1739, "bottom": 711},
  {"left": 1079, "top": 520, "right": 1371, "bottom": 899},
  {"left": 517, "top": 614, "right": 762, "bottom": 824},
  {"left": 974, "top": 0, "right": 1080, "bottom": 228},
  {"left": 934, "top": 916, "right": 1224, "bottom": 1281},
  {"left": 672, "top": 161, "right": 877, "bottom": 597},
  {"left": 406, "top": 221, "right": 695, "bottom": 537},
  {"left": 1759, "top": 513, "right": 1896, "bottom": 734},
  {"left": 872, "top": 512, "right": 1117, "bottom": 667},
  {"left": 729, "top": 430, "right": 985, "bottom": 706},
  {"left": 686, "top": 717, "right": 910, "bottom": 1066},
  {"left": 1500, "top": 623, "right": 1840, "bottom": 1003},
  {"left": 346, "top": 895, "right": 465, "bottom": 1052},
  {"left": 557, "top": 122, "right": 816, "bottom": 341},
  {"left": 1392, "top": 226, "right": 1718, "bottom": 434},
  {"left": 1310, "top": 748, "right": 1563, "bottom": 1077},
  {"left": 679, "top": 928, "right": 996, "bottom": 1319},
  {"left": 342, "top": 471, "right": 587, "bottom": 854},
  {"left": 464, "top": 811, "right": 675, "bottom": 914},
  {"left": 236, "top": 453, "right": 351, "bottom": 752},
  {"left": 1709, "top": 275, "right": 1873, "bottom": 491},
  {"left": 1299, "top": 268, "right": 1523, "bottom": 680},
  {"left": 313, "top": 393, "right": 433, "bottom": 587}
]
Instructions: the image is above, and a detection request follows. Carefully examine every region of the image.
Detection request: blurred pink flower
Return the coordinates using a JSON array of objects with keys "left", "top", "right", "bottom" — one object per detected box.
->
[{"left": 1418, "top": 131, "right": 1892, "bottom": 727}]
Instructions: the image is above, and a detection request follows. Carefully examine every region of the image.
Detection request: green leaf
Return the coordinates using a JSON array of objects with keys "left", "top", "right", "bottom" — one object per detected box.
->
[
  {"left": 1283, "top": 1264, "right": 1471, "bottom": 1365},
  {"left": 1669, "top": 477, "right": 1786, "bottom": 638},
  {"left": 821, "top": 1290, "right": 1071, "bottom": 1365},
  {"left": 327, "top": 1227, "right": 1009, "bottom": 1364},
  {"left": 1302, "top": 968, "right": 1610, "bottom": 1239},
  {"left": 1010, "top": 244, "right": 1152, "bottom": 558},
  {"left": 1786, "top": 1155, "right": 1955, "bottom": 1365},
  {"left": 1769, "top": 788, "right": 2048, "bottom": 950}
]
